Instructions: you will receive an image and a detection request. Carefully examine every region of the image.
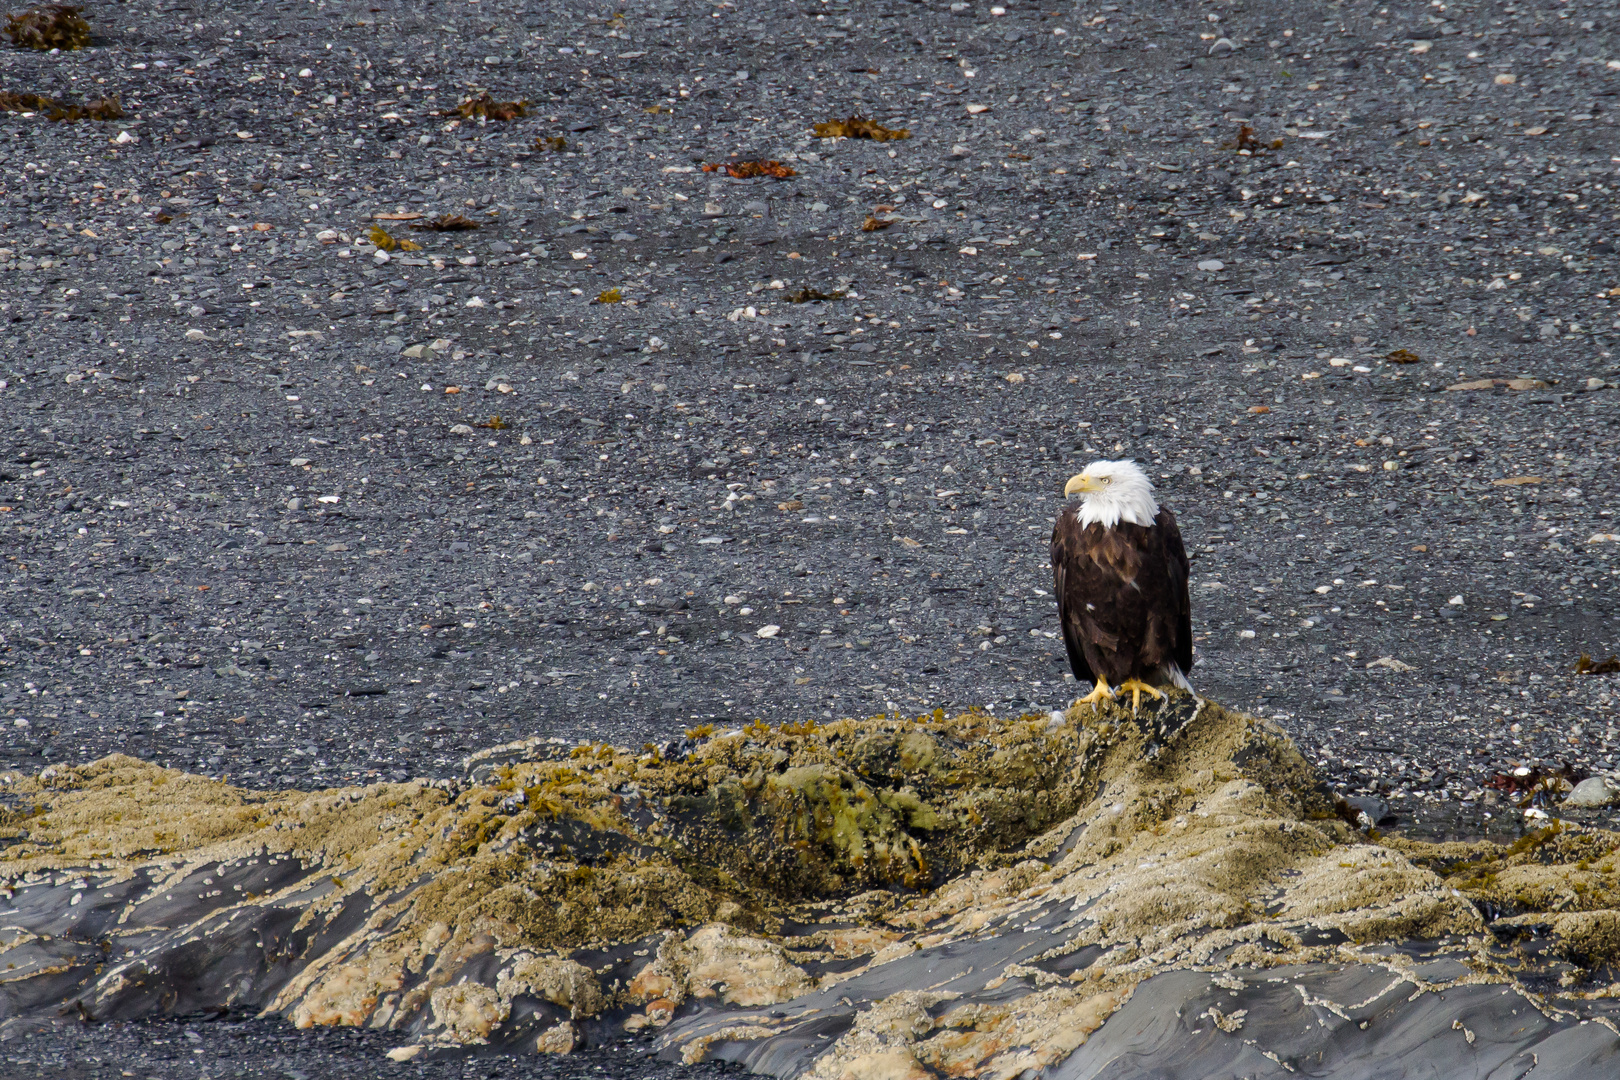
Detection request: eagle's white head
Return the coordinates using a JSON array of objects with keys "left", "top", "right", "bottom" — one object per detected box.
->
[{"left": 1063, "top": 459, "right": 1158, "bottom": 529}]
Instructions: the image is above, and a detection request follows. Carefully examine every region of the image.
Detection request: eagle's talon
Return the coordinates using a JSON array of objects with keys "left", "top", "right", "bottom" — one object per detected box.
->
[
  {"left": 1115, "top": 678, "right": 1165, "bottom": 714},
  {"left": 1075, "top": 678, "right": 1114, "bottom": 711}
]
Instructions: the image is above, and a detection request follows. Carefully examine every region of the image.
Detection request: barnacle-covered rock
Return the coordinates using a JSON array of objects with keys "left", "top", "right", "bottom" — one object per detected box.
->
[{"left": 2, "top": 697, "right": 1618, "bottom": 1074}]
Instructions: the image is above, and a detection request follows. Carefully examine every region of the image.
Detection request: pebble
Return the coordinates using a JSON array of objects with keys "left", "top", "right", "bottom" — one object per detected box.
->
[{"left": 1564, "top": 776, "right": 1620, "bottom": 808}]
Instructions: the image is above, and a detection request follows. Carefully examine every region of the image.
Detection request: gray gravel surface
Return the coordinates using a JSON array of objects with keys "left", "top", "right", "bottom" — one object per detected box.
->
[
  {"left": 0, "top": 1017, "right": 739, "bottom": 1080},
  {"left": 2, "top": 0, "right": 1620, "bottom": 1067}
]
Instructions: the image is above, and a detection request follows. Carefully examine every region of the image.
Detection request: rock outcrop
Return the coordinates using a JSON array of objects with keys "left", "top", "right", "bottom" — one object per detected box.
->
[{"left": 3, "top": 698, "right": 1618, "bottom": 1074}]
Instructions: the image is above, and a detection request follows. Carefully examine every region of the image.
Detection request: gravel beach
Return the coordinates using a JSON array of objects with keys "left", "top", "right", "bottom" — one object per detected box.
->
[{"left": 2, "top": 0, "right": 1618, "bottom": 1072}]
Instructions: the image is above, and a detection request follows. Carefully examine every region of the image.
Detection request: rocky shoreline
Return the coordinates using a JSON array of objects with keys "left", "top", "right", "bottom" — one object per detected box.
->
[{"left": 4, "top": 698, "right": 1618, "bottom": 1075}]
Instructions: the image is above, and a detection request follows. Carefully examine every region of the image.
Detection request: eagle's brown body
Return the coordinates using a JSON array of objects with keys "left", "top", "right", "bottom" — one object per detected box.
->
[{"left": 1051, "top": 505, "right": 1193, "bottom": 691}]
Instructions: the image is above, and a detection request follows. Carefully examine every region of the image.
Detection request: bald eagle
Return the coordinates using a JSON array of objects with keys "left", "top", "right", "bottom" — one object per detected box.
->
[{"left": 1051, "top": 460, "right": 1194, "bottom": 711}]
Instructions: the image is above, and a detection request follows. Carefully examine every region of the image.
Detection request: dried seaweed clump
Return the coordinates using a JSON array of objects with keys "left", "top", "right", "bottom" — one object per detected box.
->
[
  {"left": 457, "top": 93, "right": 529, "bottom": 121},
  {"left": 535, "top": 135, "right": 569, "bottom": 152},
  {"left": 861, "top": 215, "right": 895, "bottom": 233},
  {"left": 0, "top": 89, "right": 119, "bottom": 120},
  {"left": 0, "top": 90, "right": 51, "bottom": 111},
  {"left": 1575, "top": 653, "right": 1620, "bottom": 676},
  {"left": 813, "top": 116, "right": 910, "bottom": 142},
  {"left": 367, "top": 226, "right": 421, "bottom": 252},
  {"left": 1482, "top": 762, "right": 1588, "bottom": 808},
  {"left": 409, "top": 213, "right": 480, "bottom": 232},
  {"left": 595, "top": 288, "right": 623, "bottom": 304},
  {"left": 785, "top": 287, "right": 845, "bottom": 303},
  {"left": 1386, "top": 348, "right": 1421, "bottom": 365},
  {"left": 1225, "top": 123, "right": 1284, "bottom": 152},
  {"left": 4, "top": 4, "right": 89, "bottom": 50},
  {"left": 701, "top": 159, "right": 796, "bottom": 179}
]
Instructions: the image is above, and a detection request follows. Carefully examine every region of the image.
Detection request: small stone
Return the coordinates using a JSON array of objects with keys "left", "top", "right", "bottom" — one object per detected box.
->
[
  {"left": 184, "top": 329, "right": 207, "bottom": 341},
  {"left": 1564, "top": 776, "right": 1620, "bottom": 808},
  {"left": 449, "top": 424, "right": 476, "bottom": 435},
  {"left": 286, "top": 498, "right": 304, "bottom": 511},
  {"left": 1197, "top": 259, "right": 1225, "bottom": 271},
  {"left": 535, "top": 1021, "right": 581, "bottom": 1054},
  {"left": 1344, "top": 794, "right": 1391, "bottom": 828},
  {"left": 966, "top": 104, "right": 991, "bottom": 114},
  {"left": 757, "top": 625, "right": 781, "bottom": 638}
]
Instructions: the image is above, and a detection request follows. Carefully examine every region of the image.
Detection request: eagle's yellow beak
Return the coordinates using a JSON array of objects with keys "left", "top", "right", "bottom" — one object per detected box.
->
[{"left": 1064, "top": 473, "right": 1096, "bottom": 498}]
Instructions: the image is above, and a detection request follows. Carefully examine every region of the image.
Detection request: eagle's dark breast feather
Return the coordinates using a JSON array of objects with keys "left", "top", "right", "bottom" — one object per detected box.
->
[{"left": 1051, "top": 506, "right": 1192, "bottom": 687}]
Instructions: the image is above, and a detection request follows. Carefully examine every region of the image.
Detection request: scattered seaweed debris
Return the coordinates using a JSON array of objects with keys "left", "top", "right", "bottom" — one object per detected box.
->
[
  {"left": 1225, "top": 123, "right": 1285, "bottom": 152},
  {"left": 1386, "top": 348, "right": 1422, "bottom": 365},
  {"left": 785, "top": 287, "right": 845, "bottom": 303},
  {"left": 534, "top": 134, "right": 569, "bottom": 152},
  {"left": 1483, "top": 763, "right": 1590, "bottom": 807},
  {"left": 51, "top": 94, "right": 119, "bottom": 121},
  {"left": 595, "top": 288, "right": 623, "bottom": 304},
  {"left": 0, "top": 90, "right": 120, "bottom": 120},
  {"left": 409, "top": 213, "right": 480, "bottom": 232},
  {"left": 457, "top": 93, "right": 528, "bottom": 121},
  {"left": 701, "top": 159, "right": 796, "bottom": 179},
  {"left": 475, "top": 416, "right": 507, "bottom": 431},
  {"left": 3, "top": 4, "right": 90, "bottom": 51},
  {"left": 812, "top": 115, "right": 911, "bottom": 142},
  {"left": 1576, "top": 654, "right": 1620, "bottom": 675},
  {"left": 151, "top": 210, "right": 187, "bottom": 225},
  {"left": 366, "top": 226, "right": 421, "bottom": 253},
  {"left": 0, "top": 90, "right": 51, "bottom": 111},
  {"left": 861, "top": 214, "right": 895, "bottom": 232}
]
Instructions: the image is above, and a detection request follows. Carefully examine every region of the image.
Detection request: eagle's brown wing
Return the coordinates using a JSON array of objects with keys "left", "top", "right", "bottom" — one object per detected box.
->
[
  {"left": 1154, "top": 506, "right": 1194, "bottom": 676},
  {"left": 1051, "top": 507, "right": 1095, "bottom": 686}
]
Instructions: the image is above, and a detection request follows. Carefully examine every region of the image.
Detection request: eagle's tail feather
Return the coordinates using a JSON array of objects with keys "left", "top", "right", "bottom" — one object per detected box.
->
[{"left": 1162, "top": 662, "right": 1194, "bottom": 695}]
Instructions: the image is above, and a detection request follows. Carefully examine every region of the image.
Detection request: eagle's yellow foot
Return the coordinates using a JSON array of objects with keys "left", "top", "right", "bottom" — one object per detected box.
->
[
  {"left": 1075, "top": 678, "right": 1114, "bottom": 711},
  {"left": 1116, "top": 679, "right": 1165, "bottom": 713}
]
